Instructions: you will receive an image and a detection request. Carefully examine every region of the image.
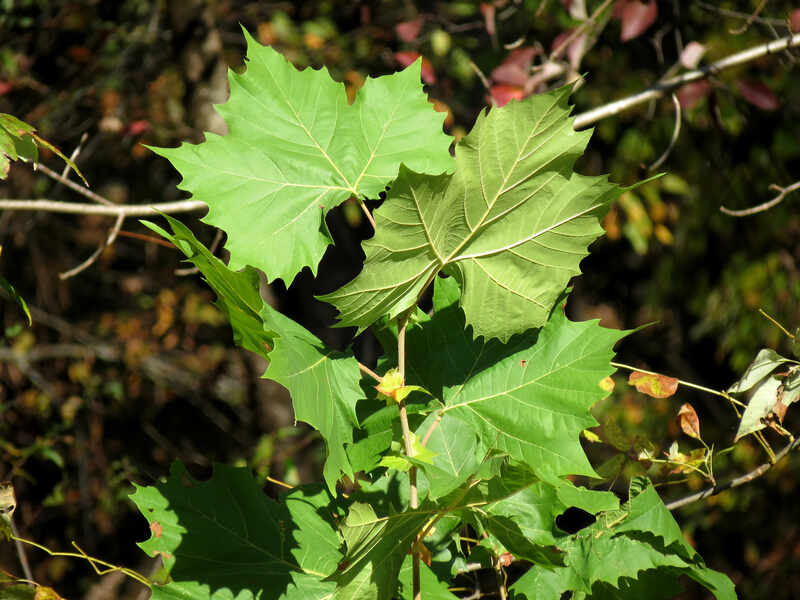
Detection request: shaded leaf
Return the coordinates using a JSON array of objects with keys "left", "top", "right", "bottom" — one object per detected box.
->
[
  {"left": 152, "top": 28, "right": 452, "bottom": 284},
  {"left": 321, "top": 87, "right": 619, "bottom": 342},
  {"left": 143, "top": 216, "right": 363, "bottom": 491},
  {"left": 130, "top": 462, "right": 341, "bottom": 600},
  {"left": 677, "top": 80, "right": 712, "bottom": 109},
  {"left": 628, "top": 371, "right": 678, "bottom": 398},
  {"left": 737, "top": 80, "right": 779, "bottom": 111},
  {"left": 333, "top": 502, "right": 429, "bottom": 600}
]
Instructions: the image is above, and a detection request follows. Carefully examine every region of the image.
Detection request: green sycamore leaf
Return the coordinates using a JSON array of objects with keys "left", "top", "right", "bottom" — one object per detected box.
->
[
  {"left": 411, "top": 411, "right": 480, "bottom": 501},
  {"left": 321, "top": 87, "right": 620, "bottom": 342},
  {"left": 333, "top": 502, "right": 429, "bottom": 600},
  {"left": 143, "top": 216, "right": 363, "bottom": 491},
  {"left": 510, "top": 478, "right": 736, "bottom": 600},
  {"left": 0, "top": 113, "right": 37, "bottom": 179},
  {"left": 150, "top": 28, "right": 453, "bottom": 284},
  {"left": 442, "top": 304, "right": 626, "bottom": 480},
  {"left": 130, "top": 462, "right": 342, "bottom": 600}
]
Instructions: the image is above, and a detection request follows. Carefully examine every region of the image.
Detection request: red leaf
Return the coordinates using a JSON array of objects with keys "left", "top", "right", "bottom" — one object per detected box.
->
[
  {"left": 612, "top": 0, "right": 629, "bottom": 18},
  {"left": 677, "top": 403, "right": 701, "bottom": 439},
  {"left": 677, "top": 80, "right": 712, "bottom": 109},
  {"left": 620, "top": 1, "right": 657, "bottom": 41},
  {"left": 480, "top": 3, "right": 496, "bottom": 37},
  {"left": 490, "top": 85, "right": 525, "bottom": 107},
  {"left": 791, "top": 9, "right": 800, "bottom": 33},
  {"left": 628, "top": 370, "right": 679, "bottom": 398},
  {"left": 126, "top": 120, "right": 150, "bottom": 136},
  {"left": 491, "top": 47, "right": 537, "bottom": 86},
  {"left": 737, "top": 80, "right": 779, "bottom": 111},
  {"left": 394, "top": 51, "right": 436, "bottom": 84},
  {"left": 396, "top": 17, "right": 424, "bottom": 43},
  {"left": 0, "top": 81, "right": 12, "bottom": 96}
]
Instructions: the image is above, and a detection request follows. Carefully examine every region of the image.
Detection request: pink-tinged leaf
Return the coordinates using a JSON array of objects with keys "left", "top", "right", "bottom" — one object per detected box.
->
[
  {"left": 396, "top": 17, "right": 424, "bottom": 43},
  {"left": 612, "top": 0, "right": 629, "bottom": 18},
  {"left": 480, "top": 2, "right": 496, "bottom": 37},
  {"left": 620, "top": 1, "right": 658, "bottom": 42},
  {"left": 737, "top": 80, "right": 779, "bottom": 111},
  {"left": 791, "top": 9, "right": 800, "bottom": 33},
  {"left": 680, "top": 42, "right": 705, "bottom": 69},
  {"left": 628, "top": 370, "right": 679, "bottom": 398},
  {"left": 491, "top": 47, "right": 537, "bottom": 86},
  {"left": 677, "top": 80, "right": 712, "bottom": 109},
  {"left": 677, "top": 403, "right": 701, "bottom": 439},
  {"left": 489, "top": 84, "right": 525, "bottom": 107},
  {"left": 394, "top": 51, "right": 436, "bottom": 83},
  {"left": 127, "top": 120, "right": 150, "bottom": 136},
  {"left": 0, "top": 81, "right": 12, "bottom": 95}
]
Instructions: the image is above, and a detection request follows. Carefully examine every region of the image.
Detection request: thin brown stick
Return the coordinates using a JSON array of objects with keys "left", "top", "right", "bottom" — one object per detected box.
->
[
  {"left": 36, "top": 163, "right": 113, "bottom": 206},
  {"left": 358, "top": 361, "right": 382, "bottom": 383},
  {"left": 59, "top": 212, "right": 125, "bottom": 279},
  {"left": 0, "top": 199, "right": 207, "bottom": 215},
  {"left": 667, "top": 434, "right": 800, "bottom": 510},
  {"left": 9, "top": 519, "right": 33, "bottom": 581},
  {"left": 573, "top": 33, "right": 800, "bottom": 130},
  {"left": 695, "top": 1, "right": 786, "bottom": 27},
  {"left": 357, "top": 199, "right": 377, "bottom": 230},
  {"left": 720, "top": 180, "right": 800, "bottom": 216},
  {"left": 728, "top": 0, "right": 770, "bottom": 35},
  {"left": 549, "top": 0, "right": 613, "bottom": 61}
]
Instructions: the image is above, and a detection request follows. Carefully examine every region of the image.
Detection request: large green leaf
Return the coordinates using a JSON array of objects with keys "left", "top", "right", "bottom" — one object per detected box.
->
[
  {"left": 332, "top": 502, "right": 429, "bottom": 600},
  {"left": 321, "top": 87, "right": 619, "bottom": 341},
  {"left": 442, "top": 306, "right": 626, "bottom": 480},
  {"left": 130, "top": 462, "right": 342, "bottom": 600},
  {"left": 510, "top": 478, "right": 736, "bottom": 600},
  {"left": 151, "top": 28, "right": 452, "bottom": 284},
  {"left": 144, "top": 216, "right": 363, "bottom": 491}
]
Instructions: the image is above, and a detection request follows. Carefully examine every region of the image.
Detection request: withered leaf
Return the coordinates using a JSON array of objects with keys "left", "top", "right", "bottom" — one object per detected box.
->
[
  {"left": 628, "top": 371, "right": 679, "bottom": 398},
  {"left": 677, "top": 403, "right": 701, "bottom": 439}
]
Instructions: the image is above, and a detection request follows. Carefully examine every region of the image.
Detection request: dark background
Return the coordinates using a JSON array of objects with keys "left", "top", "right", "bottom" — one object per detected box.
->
[{"left": 1, "top": 1, "right": 799, "bottom": 598}]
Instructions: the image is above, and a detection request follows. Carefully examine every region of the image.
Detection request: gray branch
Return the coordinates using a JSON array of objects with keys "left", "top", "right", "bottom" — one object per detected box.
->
[
  {"left": 0, "top": 198, "right": 206, "bottom": 215},
  {"left": 573, "top": 33, "right": 800, "bottom": 130}
]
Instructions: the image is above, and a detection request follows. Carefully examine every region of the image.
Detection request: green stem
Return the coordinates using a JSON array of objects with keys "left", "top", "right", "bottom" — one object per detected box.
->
[{"left": 395, "top": 310, "right": 420, "bottom": 600}]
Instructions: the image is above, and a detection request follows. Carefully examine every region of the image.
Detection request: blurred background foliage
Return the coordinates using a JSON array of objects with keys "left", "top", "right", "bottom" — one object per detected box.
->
[{"left": 1, "top": 1, "right": 799, "bottom": 598}]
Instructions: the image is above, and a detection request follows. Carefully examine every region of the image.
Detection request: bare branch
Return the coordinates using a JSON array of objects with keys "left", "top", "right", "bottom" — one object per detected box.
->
[
  {"left": 667, "top": 434, "right": 800, "bottom": 510},
  {"left": 59, "top": 212, "right": 125, "bottom": 279},
  {"left": 647, "top": 94, "right": 682, "bottom": 171},
  {"left": 720, "top": 180, "right": 800, "bottom": 216},
  {"left": 573, "top": 33, "right": 800, "bottom": 130},
  {"left": 36, "top": 163, "right": 113, "bottom": 206},
  {"left": 0, "top": 198, "right": 207, "bottom": 215}
]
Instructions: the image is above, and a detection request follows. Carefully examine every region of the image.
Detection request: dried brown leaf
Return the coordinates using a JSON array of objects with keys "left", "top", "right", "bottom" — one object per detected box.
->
[
  {"left": 628, "top": 371, "right": 679, "bottom": 398},
  {"left": 677, "top": 402, "right": 701, "bottom": 439}
]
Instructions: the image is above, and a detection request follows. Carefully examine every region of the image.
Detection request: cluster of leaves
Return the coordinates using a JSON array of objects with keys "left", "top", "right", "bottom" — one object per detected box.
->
[{"left": 130, "top": 31, "right": 736, "bottom": 599}]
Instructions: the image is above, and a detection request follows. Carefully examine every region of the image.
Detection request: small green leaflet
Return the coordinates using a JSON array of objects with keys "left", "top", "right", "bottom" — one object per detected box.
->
[
  {"left": 151, "top": 28, "right": 453, "bottom": 285},
  {"left": 144, "top": 216, "right": 363, "bottom": 492},
  {"left": 0, "top": 273, "right": 31, "bottom": 326},
  {"left": 130, "top": 462, "right": 342, "bottom": 600},
  {"left": 321, "top": 87, "right": 620, "bottom": 342},
  {"left": 0, "top": 112, "right": 87, "bottom": 183}
]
